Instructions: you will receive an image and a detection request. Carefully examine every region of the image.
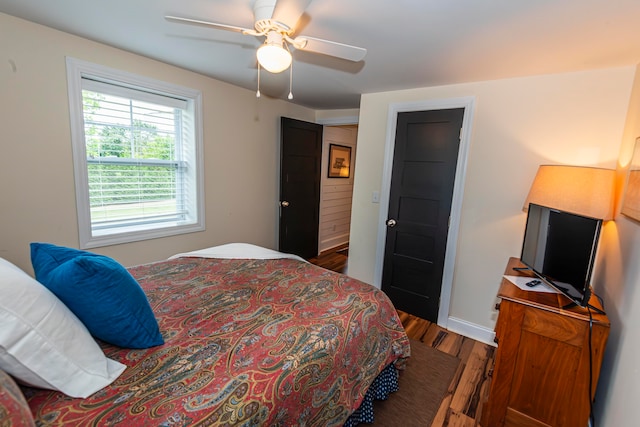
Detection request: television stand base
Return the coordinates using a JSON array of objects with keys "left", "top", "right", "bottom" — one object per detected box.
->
[{"left": 561, "top": 301, "right": 606, "bottom": 315}]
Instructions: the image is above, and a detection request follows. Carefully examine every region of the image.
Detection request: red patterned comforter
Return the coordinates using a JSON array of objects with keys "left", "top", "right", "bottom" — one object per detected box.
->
[{"left": 24, "top": 256, "right": 410, "bottom": 426}]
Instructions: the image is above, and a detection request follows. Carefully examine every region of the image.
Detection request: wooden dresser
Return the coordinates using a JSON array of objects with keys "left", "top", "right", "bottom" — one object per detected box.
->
[{"left": 481, "top": 258, "right": 610, "bottom": 427}]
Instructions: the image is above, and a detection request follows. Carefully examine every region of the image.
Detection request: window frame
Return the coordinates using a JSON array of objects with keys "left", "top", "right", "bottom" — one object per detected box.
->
[{"left": 66, "top": 57, "right": 205, "bottom": 249}]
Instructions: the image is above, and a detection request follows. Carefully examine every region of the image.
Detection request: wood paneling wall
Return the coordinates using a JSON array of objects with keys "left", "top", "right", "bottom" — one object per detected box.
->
[{"left": 319, "top": 125, "right": 357, "bottom": 253}]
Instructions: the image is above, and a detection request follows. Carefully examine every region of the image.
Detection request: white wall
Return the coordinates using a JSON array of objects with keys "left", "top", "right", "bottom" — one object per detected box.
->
[
  {"left": 316, "top": 109, "right": 360, "bottom": 125},
  {"left": 594, "top": 63, "right": 640, "bottom": 426},
  {"left": 0, "top": 13, "right": 315, "bottom": 272},
  {"left": 349, "top": 68, "right": 634, "bottom": 333}
]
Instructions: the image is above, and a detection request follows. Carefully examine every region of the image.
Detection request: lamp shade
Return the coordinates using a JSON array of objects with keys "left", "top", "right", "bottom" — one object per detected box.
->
[
  {"left": 257, "top": 32, "right": 291, "bottom": 73},
  {"left": 523, "top": 165, "right": 615, "bottom": 220}
]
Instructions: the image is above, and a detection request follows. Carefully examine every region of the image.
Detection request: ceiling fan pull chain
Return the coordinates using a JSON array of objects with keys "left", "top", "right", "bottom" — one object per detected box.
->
[
  {"left": 256, "top": 63, "right": 261, "bottom": 98},
  {"left": 288, "top": 54, "right": 294, "bottom": 100}
]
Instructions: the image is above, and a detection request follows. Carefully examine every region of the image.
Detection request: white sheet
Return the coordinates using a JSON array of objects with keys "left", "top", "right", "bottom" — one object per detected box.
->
[
  {"left": 169, "top": 243, "right": 307, "bottom": 263},
  {"left": 503, "top": 275, "right": 559, "bottom": 294}
]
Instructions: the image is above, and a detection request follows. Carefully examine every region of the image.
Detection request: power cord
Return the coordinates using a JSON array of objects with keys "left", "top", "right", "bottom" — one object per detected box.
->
[
  {"left": 587, "top": 295, "right": 606, "bottom": 427},
  {"left": 587, "top": 305, "right": 595, "bottom": 427}
]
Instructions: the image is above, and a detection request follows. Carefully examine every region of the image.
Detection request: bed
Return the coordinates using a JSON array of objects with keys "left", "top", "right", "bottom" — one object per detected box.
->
[{"left": 4, "top": 243, "right": 410, "bottom": 426}]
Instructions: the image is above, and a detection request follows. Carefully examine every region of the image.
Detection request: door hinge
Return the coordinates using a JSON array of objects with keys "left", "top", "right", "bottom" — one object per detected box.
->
[{"left": 459, "top": 127, "right": 463, "bottom": 141}]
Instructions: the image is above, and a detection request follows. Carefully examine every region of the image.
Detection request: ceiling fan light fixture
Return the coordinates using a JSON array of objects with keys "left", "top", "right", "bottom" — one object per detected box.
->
[{"left": 256, "top": 32, "right": 292, "bottom": 73}]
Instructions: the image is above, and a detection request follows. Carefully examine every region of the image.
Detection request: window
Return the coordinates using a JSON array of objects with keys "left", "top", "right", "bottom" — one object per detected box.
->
[{"left": 66, "top": 58, "right": 204, "bottom": 248}]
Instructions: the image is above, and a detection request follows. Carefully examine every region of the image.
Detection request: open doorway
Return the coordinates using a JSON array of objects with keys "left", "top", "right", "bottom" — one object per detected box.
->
[
  {"left": 318, "top": 125, "right": 358, "bottom": 262},
  {"left": 278, "top": 118, "right": 357, "bottom": 265}
]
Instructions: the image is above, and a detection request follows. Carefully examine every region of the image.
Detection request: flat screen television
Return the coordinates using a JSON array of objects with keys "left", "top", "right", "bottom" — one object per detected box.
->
[{"left": 520, "top": 203, "right": 602, "bottom": 308}]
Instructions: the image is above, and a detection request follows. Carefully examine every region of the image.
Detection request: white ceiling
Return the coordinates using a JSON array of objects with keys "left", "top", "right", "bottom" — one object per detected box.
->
[{"left": 2, "top": 0, "right": 640, "bottom": 109}]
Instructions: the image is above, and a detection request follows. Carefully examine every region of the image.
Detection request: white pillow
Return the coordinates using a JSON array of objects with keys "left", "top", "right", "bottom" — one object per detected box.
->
[{"left": 0, "top": 257, "right": 126, "bottom": 398}]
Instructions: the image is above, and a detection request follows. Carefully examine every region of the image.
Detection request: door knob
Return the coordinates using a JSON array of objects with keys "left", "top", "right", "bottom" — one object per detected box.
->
[
  {"left": 280, "top": 201, "right": 290, "bottom": 207},
  {"left": 386, "top": 219, "right": 397, "bottom": 227}
]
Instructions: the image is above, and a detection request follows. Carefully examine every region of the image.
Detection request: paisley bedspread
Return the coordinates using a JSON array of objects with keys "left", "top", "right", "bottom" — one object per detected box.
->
[{"left": 23, "top": 256, "right": 410, "bottom": 426}]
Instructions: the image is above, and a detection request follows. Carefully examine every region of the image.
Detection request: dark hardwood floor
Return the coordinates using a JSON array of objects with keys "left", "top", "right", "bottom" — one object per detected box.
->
[
  {"left": 307, "top": 244, "right": 349, "bottom": 274},
  {"left": 308, "top": 247, "right": 495, "bottom": 426}
]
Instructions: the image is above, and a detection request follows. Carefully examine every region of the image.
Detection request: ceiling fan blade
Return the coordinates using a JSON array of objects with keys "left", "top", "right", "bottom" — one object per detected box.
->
[
  {"left": 271, "top": 0, "right": 312, "bottom": 30},
  {"left": 165, "top": 15, "right": 252, "bottom": 34},
  {"left": 295, "top": 36, "right": 367, "bottom": 62}
]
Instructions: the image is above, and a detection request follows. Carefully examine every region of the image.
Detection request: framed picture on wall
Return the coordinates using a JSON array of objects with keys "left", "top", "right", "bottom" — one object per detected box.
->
[
  {"left": 622, "top": 137, "right": 640, "bottom": 221},
  {"left": 328, "top": 144, "right": 351, "bottom": 178}
]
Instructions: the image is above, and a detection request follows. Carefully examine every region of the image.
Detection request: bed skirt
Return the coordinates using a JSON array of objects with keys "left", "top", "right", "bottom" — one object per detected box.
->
[{"left": 343, "top": 363, "right": 399, "bottom": 426}]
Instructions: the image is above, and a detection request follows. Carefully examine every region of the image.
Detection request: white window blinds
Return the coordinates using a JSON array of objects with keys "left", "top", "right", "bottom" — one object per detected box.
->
[{"left": 67, "top": 58, "right": 204, "bottom": 248}]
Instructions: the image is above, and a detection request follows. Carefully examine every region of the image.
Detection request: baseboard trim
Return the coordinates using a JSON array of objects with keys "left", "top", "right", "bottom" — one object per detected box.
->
[
  {"left": 446, "top": 316, "right": 496, "bottom": 347},
  {"left": 318, "top": 242, "right": 349, "bottom": 256}
]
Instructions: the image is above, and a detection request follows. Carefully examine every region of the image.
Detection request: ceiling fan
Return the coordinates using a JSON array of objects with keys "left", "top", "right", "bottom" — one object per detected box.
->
[{"left": 165, "top": 0, "right": 367, "bottom": 74}]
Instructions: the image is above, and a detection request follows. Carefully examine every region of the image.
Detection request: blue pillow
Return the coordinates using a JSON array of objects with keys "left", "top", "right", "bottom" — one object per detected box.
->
[{"left": 30, "top": 243, "right": 164, "bottom": 349}]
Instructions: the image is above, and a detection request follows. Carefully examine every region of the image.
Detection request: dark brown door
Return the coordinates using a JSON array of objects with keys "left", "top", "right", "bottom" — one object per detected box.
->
[
  {"left": 381, "top": 108, "right": 464, "bottom": 322},
  {"left": 279, "top": 117, "right": 323, "bottom": 259}
]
